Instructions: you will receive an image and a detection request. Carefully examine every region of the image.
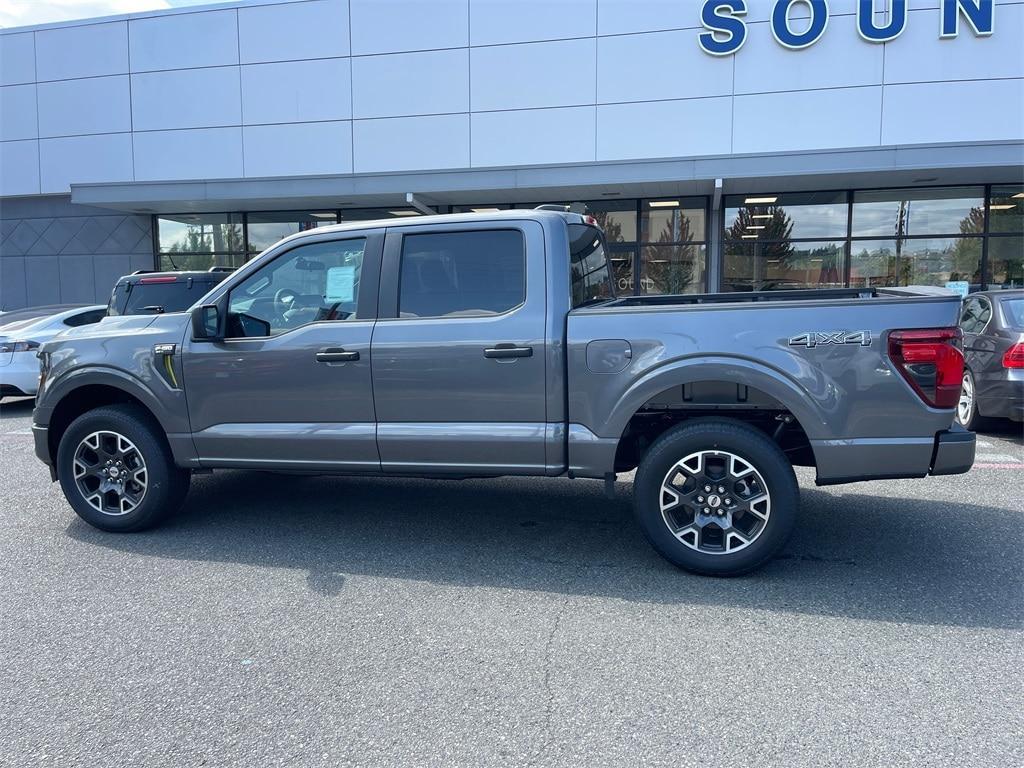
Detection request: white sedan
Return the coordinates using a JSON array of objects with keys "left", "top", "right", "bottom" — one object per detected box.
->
[{"left": 0, "top": 305, "right": 107, "bottom": 397}]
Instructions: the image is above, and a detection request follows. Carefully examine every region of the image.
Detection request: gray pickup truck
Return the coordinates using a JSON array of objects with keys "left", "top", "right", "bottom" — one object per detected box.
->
[{"left": 31, "top": 209, "right": 975, "bottom": 575}]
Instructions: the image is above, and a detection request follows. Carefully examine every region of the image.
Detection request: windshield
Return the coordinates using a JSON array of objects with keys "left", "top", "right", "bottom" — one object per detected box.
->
[
  {"left": 108, "top": 280, "right": 207, "bottom": 316},
  {"left": 569, "top": 223, "right": 614, "bottom": 308},
  {"left": 1001, "top": 297, "right": 1024, "bottom": 330}
]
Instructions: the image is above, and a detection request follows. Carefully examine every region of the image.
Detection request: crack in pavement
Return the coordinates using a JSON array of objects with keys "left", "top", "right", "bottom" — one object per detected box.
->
[{"left": 528, "top": 597, "right": 571, "bottom": 768}]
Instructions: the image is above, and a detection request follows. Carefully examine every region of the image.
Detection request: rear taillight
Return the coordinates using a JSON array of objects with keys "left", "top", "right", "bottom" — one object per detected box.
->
[
  {"left": 1004, "top": 343, "right": 1024, "bottom": 369},
  {"left": 887, "top": 327, "right": 964, "bottom": 409},
  {"left": 0, "top": 340, "right": 40, "bottom": 353}
]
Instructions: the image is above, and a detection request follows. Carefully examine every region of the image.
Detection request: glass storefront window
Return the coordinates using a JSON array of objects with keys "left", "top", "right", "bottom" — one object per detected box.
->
[
  {"left": 852, "top": 187, "right": 984, "bottom": 237},
  {"left": 588, "top": 201, "right": 637, "bottom": 243},
  {"left": 640, "top": 244, "right": 706, "bottom": 295},
  {"left": 989, "top": 186, "right": 1024, "bottom": 234},
  {"left": 849, "top": 237, "right": 982, "bottom": 289},
  {"left": 608, "top": 248, "right": 636, "bottom": 295},
  {"left": 641, "top": 198, "right": 705, "bottom": 243},
  {"left": 246, "top": 211, "right": 339, "bottom": 253},
  {"left": 987, "top": 236, "right": 1023, "bottom": 289},
  {"left": 725, "top": 191, "right": 847, "bottom": 241},
  {"left": 157, "top": 213, "right": 244, "bottom": 255},
  {"left": 159, "top": 251, "right": 246, "bottom": 272},
  {"left": 723, "top": 240, "right": 846, "bottom": 292}
]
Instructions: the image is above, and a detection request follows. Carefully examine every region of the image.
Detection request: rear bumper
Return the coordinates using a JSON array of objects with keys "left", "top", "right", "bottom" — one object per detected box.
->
[
  {"left": 929, "top": 425, "right": 976, "bottom": 476},
  {"left": 975, "top": 370, "right": 1024, "bottom": 422},
  {"left": 813, "top": 425, "right": 975, "bottom": 484}
]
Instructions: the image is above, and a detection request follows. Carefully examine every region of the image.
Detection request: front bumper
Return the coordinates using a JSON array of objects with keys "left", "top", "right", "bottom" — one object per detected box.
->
[
  {"left": 33, "top": 423, "right": 57, "bottom": 481},
  {"left": 929, "top": 424, "right": 975, "bottom": 476}
]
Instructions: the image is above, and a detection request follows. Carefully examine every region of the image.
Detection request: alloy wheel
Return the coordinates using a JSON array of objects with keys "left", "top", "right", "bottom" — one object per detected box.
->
[
  {"left": 957, "top": 371, "right": 974, "bottom": 426},
  {"left": 72, "top": 430, "right": 149, "bottom": 516},
  {"left": 659, "top": 450, "right": 771, "bottom": 555}
]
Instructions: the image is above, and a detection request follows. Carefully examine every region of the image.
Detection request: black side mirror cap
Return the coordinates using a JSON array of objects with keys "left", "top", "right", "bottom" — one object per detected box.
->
[{"left": 191, "top": 303, "right": 222, "bottom": 341}]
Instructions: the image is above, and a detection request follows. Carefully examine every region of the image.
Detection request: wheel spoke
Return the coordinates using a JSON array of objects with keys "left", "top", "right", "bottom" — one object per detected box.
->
[{"left": 661, "top": 484, "right": 681, "bottom": 511}]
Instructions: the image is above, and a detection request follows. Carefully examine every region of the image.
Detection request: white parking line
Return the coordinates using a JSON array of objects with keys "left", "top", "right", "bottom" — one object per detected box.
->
[
  {"left": 977, "top": 453, "right": 1023, "bottom": 463},
  {"left": 2, "top": 429, "right": 31, "bottom": 436}
]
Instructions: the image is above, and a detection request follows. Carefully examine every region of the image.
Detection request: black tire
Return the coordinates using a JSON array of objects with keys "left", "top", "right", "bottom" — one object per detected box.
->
[
  {"left": 633, "top": 419, "right": 798, "bottom": 576},
  {"left": 56, "top": 404, "right": 190, "bottom": 532}
]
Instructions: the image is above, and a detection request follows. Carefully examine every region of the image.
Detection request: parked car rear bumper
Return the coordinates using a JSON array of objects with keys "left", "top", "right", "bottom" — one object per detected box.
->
[{"left": 976, "top": 376, "right": 1024, "bottom": 422}]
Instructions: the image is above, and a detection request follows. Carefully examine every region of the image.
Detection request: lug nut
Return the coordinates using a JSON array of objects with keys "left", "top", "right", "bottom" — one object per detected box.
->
[
  {"left": 717, "top": 486, "right": 725, "bottom": 493},
  {"left": 725, "top": 498, "right": 732, "bottom": 506},
  {"left": 697, "top": 496, "right": 704, "bottom": 503},
  {"left": 704, "top": 485, "right": 712, "bottom": 492},
  {"left": 704, "top": 508, "right": 710, "bottom": 514}
]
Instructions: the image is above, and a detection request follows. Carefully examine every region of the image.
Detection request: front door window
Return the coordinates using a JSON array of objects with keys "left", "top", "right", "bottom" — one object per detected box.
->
[{"left": 227, "top": 239, "right": 366, "bottom": 337}]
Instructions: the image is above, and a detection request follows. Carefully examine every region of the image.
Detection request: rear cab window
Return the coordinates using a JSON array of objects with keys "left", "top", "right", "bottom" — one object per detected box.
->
[
  {"left": 569, "top": 223, "right": 614, "bottom": 308},
  {"left": 108, "top": 277, "right": 215, "bottom": 316}
]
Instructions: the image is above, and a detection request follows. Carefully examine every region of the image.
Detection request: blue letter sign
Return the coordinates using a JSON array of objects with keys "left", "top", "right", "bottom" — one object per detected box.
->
[
  {"left": 697, "top": 0, "right": 997, "bottom": 53},
  {"left": 940, "top": 0, "right": 995, "bottom": 38},
  {"left": 857, "top": 0, "right": 907, "bottom": 43},
  {"left": 699, "top": 1, "right": 748, "bottom": 56},
  {"left": 771, "top": 0, "right": 829, "bottom": 49}
]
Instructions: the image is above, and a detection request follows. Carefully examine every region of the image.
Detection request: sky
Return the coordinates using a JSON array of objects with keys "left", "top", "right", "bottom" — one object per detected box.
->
[{"left": 0, "top": 0, "right": 223, "bottom": 28}]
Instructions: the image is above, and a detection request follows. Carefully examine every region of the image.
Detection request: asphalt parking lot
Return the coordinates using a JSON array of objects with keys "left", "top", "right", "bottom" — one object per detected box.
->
[{"left": 1, "top": 395, "right": 1021, "bottom": 767}]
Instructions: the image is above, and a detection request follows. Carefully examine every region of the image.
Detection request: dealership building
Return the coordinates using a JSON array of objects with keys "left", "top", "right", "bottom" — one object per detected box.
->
[{"left": 0, "top": 0, "right": 1021, "bottom": 309}]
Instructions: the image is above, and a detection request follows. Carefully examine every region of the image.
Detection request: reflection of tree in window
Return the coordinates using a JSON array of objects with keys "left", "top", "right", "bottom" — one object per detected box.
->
[
  {"left": 640, "top": 209, "right": 707, "bottom": 294},
  {"left": 164, "top": 221, "right": 243, "bottom": 271},
  {"left": 726, "top": 206, "right": 795, "bottom": 289}
]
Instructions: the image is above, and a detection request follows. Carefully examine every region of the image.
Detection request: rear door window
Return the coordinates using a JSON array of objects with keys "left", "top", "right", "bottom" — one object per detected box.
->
[{"left": 398, "top": 230, "right": 525, "bottom": 318}]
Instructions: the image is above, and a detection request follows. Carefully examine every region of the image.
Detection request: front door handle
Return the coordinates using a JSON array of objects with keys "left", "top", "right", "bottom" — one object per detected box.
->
[
  {"left": 316, "top": 347, "right": 360, "bottom": 363},
  {"left": 484, "top": 344, "right": 533, "bottom": 359}
]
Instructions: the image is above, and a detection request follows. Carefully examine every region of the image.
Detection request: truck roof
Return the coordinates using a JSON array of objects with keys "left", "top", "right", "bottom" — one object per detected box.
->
[{"left": 275, "top": 208, "right": 593, "bottom": 246}]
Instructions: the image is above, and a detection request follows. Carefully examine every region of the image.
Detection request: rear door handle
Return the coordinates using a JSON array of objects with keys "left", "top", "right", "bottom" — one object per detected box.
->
[
  {"left": 484, "top": 345, "right": 533, "bottom": 359},
  {"left": 316, "top": 347, "right": 360, "bottom": 363}
]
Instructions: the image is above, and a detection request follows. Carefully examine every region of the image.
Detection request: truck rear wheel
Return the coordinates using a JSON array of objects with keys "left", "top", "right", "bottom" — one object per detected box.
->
[
  {"left": 633, "top": 419, "right": 798, "bottom": 576},
  {"left": 56, "top": 404, "right": 190, "bottom": 532}
]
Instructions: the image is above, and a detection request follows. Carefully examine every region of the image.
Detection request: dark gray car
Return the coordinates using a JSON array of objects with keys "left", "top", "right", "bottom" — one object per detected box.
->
[
  {"left": 31, "top": 210, "right": 975, "bottom": 576},
  {"left": 956, "top": 289, "right": 1024, "bottom": 429}
]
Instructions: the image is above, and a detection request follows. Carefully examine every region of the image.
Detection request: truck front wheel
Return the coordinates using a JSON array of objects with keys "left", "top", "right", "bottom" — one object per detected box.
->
[
  {"left": 633, "top": 419, "right": 798, "bottom": 576},
  {"left": 56, "top": 404, "right": 191, "bottom": 532}
]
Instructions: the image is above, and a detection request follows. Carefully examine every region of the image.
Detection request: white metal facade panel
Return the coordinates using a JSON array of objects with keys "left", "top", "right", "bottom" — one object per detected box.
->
[
  {"left": 39, "top": 134, "right": 134, "bottom": 193},
  {"left": 35, "top": 22, "right": 128, "bottom": 81},
  {"left": 354, "top": 113, "right": 470, "bottom": 172},
  {"left": 243, "top": 121, "right": 354, "bottom": 177},
  {"left": 241, "top": 59, "right": 352, "bottom": 125}
]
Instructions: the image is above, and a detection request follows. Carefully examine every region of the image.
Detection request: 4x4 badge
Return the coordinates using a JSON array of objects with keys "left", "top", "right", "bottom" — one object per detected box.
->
[{"left": 789, "top": 330, "right": 872, "bottom": 348}]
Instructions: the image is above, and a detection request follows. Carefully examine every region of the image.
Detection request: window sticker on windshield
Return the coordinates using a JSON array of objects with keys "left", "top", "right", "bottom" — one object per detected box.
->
[{"left": 325, "top": 266, "right": 356, "bottom": 303}]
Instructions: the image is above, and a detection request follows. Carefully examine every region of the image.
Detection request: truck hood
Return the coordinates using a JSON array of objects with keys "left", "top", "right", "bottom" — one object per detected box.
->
[{"left": 43, "top": 313, "right": 163, "bottom": 347}]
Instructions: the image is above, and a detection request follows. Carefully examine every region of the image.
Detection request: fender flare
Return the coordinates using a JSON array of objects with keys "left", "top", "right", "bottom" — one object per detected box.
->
[
  {"left": 38, "top": 366, "right": 175, "bottom": 434},
  {"left": 603, "top": 355, "right": 833, "bottom": 443}
]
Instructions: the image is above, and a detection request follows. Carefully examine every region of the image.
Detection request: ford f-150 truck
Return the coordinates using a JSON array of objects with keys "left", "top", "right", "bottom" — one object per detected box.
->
[{"left": 31, "top": 209, "right": 975, "bottom": 575}]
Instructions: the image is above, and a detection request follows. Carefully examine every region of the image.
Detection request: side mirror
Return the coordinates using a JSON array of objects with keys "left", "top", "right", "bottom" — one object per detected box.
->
[{"left": 191, "top": 303, "right": 222, "bottom": 341}]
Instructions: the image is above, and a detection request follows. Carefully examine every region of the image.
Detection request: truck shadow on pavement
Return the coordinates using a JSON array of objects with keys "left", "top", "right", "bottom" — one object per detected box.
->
[{"left": 66, "top": 468, "right": 1022, "bottom": 631}]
